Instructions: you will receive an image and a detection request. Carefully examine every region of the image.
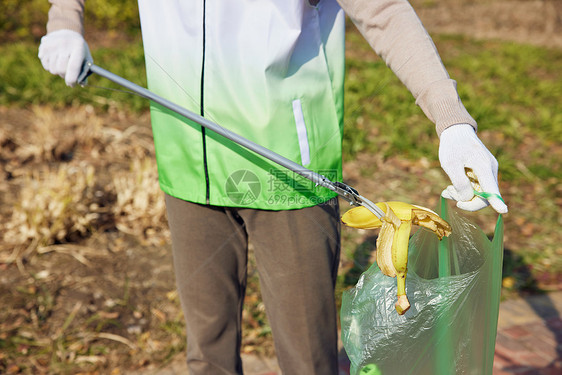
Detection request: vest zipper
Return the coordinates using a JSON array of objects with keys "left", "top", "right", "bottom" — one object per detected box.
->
[{"left": 200, "top": 0, "right": 210, "bottom": 205}]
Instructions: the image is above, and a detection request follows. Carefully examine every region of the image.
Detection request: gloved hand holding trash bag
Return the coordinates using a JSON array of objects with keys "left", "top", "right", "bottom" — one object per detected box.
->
[{"left": 439, "top": 123, "right": 508, "bottom": 214}]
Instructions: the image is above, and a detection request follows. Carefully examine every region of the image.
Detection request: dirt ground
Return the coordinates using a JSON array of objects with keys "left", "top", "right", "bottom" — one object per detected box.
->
[
  {"left": 412, "top": 0, "right": 562, "bottom": 49},
  {"left": 1, "top": 1, "right": 561, "bottom": 374}
]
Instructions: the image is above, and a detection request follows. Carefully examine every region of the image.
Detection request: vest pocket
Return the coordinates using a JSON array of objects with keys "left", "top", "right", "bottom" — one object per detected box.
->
[{"left": 292, "top": 99, "right": 311, "bottom": 166}]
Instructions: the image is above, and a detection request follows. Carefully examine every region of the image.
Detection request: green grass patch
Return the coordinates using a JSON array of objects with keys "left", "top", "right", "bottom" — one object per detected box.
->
[
  {"left": 438, "top": 35, "right": 562, "bottom": 143},
  {"left": 1, "top": 0, "right": 140, "bottom": 42},
  {"left": 0, "top": 40, "right": 148, "bottom": 112},
  {"left": 343, "top": 31, "right": 562, "bottom": 181}
]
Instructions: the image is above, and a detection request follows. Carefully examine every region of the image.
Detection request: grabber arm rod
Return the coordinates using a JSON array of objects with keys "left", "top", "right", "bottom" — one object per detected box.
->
[{"left": 78, "top": 61, "right": 386, "bottom": 219}]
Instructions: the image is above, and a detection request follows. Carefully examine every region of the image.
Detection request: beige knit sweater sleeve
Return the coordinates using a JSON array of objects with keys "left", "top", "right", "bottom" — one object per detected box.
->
[
  {"left": 46, "top": 0, "right": 85, "bottom": 35},
  {"left": 45, "top": 0, "right": 476, "bottom": 135},
  {"left": 337, "top": 0, "right": 477, "bottom": 134}
]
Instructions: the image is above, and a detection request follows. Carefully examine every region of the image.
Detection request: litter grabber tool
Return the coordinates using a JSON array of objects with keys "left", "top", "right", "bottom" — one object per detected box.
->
[
  {"left": 77, "top": 61, "right": 386, "bottom": 219},
  {"left": 77, "top": 61, "right": 465, "bottom": 317}
]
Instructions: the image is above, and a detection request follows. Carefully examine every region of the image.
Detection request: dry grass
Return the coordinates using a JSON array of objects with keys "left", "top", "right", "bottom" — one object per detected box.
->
[
  {"left": 112, "top": 158, "right": 169, "bottom": 246},
  {"left": 3, "top": 164, "right": 100, "bottom": 259},
  {"left": 0, "top": 105, "right": 186, "bottom": 374},
  {"left": 0, "top": 105, "right": 168, "bottom": 265}
]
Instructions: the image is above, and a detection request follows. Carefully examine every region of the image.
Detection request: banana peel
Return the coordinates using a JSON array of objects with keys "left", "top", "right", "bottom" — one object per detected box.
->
[{"left": 342, "top": 201, "right": 452, "bottom": 315}]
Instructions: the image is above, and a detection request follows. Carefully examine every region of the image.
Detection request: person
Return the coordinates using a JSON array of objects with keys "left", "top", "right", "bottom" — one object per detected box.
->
[{"left": 38, "top": 1, "right": 508, "bottom": 374}]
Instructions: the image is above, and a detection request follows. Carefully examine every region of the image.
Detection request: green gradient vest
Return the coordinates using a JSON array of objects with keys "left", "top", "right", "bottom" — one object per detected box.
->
[{"left": 138, "top": 0, "right": 345, "bottom": 210}]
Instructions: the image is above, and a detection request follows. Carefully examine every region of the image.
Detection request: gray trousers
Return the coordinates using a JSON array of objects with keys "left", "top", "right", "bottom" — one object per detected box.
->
[{"left": 165, "top": 194, "right": 341, "bottom": 375}]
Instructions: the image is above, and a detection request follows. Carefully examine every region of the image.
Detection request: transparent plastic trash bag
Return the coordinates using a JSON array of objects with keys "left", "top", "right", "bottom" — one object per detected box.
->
[{"left": 341, "top": 197, "right": 504, "bottom": 375}]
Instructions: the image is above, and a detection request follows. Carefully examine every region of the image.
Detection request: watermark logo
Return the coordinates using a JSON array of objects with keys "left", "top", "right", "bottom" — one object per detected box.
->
[
  {"left": 267, "top": 169, "right": 339, "bottom": 193},
  {"left": 225, "top": 168, "right": 340, "bottom": 206},
  {"left": 225, "top": 170, "right": 261, "bottom": 205}
]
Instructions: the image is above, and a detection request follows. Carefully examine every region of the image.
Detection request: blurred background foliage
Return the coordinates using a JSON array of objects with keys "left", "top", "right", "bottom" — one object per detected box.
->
[
  {"left": 0, "top": 0, "right": 140, "bottom": 42},
  {"left": 0, "top": 0, "right": 145, "bottom": 110}
]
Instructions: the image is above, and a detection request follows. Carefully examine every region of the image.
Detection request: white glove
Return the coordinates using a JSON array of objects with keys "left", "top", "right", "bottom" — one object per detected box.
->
[
  {"left": 439, "top": 124, "right": 508, "bottom": 214},
  {"left": 38, "top": 29, "right": 91, "bottom": 87}
]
